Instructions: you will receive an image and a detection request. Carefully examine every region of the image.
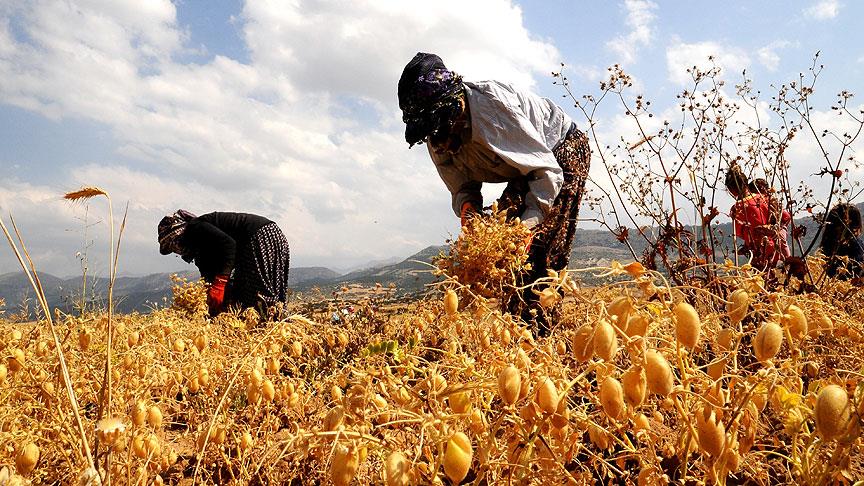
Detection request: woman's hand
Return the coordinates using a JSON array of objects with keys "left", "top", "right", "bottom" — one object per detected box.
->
[
  {"left": 460, "top": 201, "right": 479, "bottom": 227},
  {"left": 208, "top": 275, "right": 229, "bottom": 316}
]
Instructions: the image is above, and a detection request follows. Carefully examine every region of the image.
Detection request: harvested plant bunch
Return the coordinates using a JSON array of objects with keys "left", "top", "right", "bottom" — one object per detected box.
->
[{"left": 435, "top": 204, "right": 531, "bottom": 299}]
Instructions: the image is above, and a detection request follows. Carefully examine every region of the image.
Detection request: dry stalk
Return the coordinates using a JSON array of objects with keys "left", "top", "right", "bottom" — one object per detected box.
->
[{"left": 0, "top": 215, "right": 96, "bottom": 471}]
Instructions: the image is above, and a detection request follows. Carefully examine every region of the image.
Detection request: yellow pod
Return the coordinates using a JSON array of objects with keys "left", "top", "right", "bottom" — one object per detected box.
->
[
  {"left": 753, "top": 322, "right": 783, "bottom": 362},
  {"left": 384, "top": 451, "right": 411, "bottom": 486},
  {"left": 814, "top": 385, "right": 852, "bottom": 441},
  {"left": 726, "top": 289, "right": 749, "bottom": 324},
  {"left": 443, "top": 432, "right": 472, "bottom": 484},
  {"left": 497, "top": 365, "right": 520, "bottom": 406},
  {"left": 644, "top": 350, "right": 673, "bottom": 397},
  {"left": 599, "top": 376, "right": 626, "bottom": 420},
  {"left": 15, "top": 442, "right": 39, "bottom": 475},
  {"left": 444, "top": 289, "right": 459, "bottom": 316},
  {"left": 593, "top": 320, "right": 618, "bottom": 362},
  {"left": 621, "top": 365, "right": 647, "bottom": 407},
  {"left": 673, "top": 302, "right": 701, "bottom": 349},
  {"left": 535, "top": 377, "right": 559, "bottom": 414},
  {"left": 331, "top": 444, "right": 360, "bottom": 486}
]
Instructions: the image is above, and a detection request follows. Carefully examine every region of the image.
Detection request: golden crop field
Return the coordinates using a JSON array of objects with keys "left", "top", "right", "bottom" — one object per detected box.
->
[{"left": 0, "top": 211, "right": 863, "bottom": 485}]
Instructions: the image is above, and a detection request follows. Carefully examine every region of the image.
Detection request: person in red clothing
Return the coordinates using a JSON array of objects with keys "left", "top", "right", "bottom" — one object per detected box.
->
[
  {"left": 725, "top": 170, "right": 789, "bottom": 270},
  {"left": 749, "top": 178, "right": 792, "bottom": 261}
]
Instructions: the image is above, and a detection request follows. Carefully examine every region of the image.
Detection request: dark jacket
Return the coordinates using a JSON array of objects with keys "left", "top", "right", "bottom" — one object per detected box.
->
[
  {"left": 181, "top": 212, "right": 271, "bottom": 282},
  {"left": 826, "top": 237, "right": 864, "bottom": 279}
]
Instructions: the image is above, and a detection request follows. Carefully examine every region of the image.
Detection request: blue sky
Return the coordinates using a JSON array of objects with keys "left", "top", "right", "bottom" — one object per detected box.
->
[{"left": 0, "top": 0, "right": 862, "bottom": 277}]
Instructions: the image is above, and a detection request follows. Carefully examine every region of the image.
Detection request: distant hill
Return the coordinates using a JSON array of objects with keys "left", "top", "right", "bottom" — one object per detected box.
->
[
  {"left": 324, "top": 245, "right": 443, "bottom": 293},
  {"left": 288, "top": 267, "right": 340, "bottom": 287},
  {"left": 0, "top": 270, "right": 200, "bottom": 317},
  {"left": 0, "top": 206, "right": 854, "bottom": 316}
]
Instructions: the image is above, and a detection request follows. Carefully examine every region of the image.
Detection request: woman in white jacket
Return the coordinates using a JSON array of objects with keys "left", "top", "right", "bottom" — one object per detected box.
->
[{"left": 398, "top": 52, "right": 591, "bottom": 335}]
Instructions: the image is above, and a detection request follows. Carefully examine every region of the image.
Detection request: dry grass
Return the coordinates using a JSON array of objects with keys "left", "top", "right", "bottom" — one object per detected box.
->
[{"left": 0, "top": 213, "right": 862, "bottom": 485}]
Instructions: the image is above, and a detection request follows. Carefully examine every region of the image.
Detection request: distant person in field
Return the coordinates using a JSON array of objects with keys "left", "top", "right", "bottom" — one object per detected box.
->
[
  {"left": 725, "top": 169, "right": 789, "bottom": 270},
  {"left": 158, "top": 210, "right": 290, "bottom": 316},
  {"left": 820, "top": 203, "right": 864, "bottom": 280},
  {"left": 397, "top": 52, "right": 590, "bottom": 335},
  {"left": 748, "top": 178, "right": 792, "bottom": 261}
]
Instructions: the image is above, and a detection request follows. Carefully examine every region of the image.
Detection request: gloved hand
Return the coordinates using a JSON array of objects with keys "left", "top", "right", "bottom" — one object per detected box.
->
[
  {"left": 460, "top": 201, "right": 479, "bottom": 227},
  {"left": 207, "top": 275, "right": 229, "bottom": 316}
]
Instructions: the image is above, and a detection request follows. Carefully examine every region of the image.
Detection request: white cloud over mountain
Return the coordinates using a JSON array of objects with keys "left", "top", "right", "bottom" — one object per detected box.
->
[
  {"left": 0, "top": 1, "right": 859, "bottom": 279},
  {"left": 0, "top": 0, "right": 561, "bottom": 275}
]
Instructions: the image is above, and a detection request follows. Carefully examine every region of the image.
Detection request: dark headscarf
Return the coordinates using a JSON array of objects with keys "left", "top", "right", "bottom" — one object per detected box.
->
[
  {"left": 158, "top": 209, "right": 197, "bottom": 258},
  {"left": 724, "top": 166, "right": 749, "bottom": 197},
  {"left": 397, "top": 52, "right": 465, "bottom": 147}
]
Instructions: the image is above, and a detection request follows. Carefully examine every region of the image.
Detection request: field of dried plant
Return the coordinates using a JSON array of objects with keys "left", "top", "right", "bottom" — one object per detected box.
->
[{"left": 0, "top": 209, "right": 862, "bottom": 486}]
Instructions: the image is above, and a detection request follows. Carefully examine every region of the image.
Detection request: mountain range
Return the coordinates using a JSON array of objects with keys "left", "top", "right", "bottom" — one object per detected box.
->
[{"left": 0, "top": 207, "right": 843, "bottom": 317}]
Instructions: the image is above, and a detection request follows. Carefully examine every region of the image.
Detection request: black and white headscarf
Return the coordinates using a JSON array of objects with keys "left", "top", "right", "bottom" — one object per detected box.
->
[
  {"left": 397, "top": 52, "right": 465, "bottom": 147},
  {"left": 158, "top": 209, "right": 197, "bottom": 258}
]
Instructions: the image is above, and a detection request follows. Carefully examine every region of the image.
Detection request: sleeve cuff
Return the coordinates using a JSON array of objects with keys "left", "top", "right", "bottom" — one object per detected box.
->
[
  {"left": 453, "top": 193, "right": 483, "bottom": 217},
  {"left": 520, "top": 209, "right": 543, "bottom": 229}
]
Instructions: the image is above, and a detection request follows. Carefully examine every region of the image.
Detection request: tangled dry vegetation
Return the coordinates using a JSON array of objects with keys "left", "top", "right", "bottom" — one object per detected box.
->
[
  {"left": 434, "top": 203, "right": 532, "bottom": 301},
  {"left": 1, "top": 212, "right": 863, "bottom": 485}
]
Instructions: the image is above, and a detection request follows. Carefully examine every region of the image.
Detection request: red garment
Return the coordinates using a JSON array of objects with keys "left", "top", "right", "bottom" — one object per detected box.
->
[
  {"left": 777, "top": 209, "right": 792, "bottom": 260},
  {"left": 207, "top": 275, "right": 229, "bottom": 316},
  {"left": 731, "top": 194, "right": 789, "bottom": 268}
]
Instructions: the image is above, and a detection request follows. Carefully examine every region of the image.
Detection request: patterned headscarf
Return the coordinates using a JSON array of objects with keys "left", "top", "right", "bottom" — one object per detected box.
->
[
  {"left": 397, "top": 53, "right": 465, "bottom": 147},
  {"left": 158, "top": 209, "right": 197, "bottom": 257}
]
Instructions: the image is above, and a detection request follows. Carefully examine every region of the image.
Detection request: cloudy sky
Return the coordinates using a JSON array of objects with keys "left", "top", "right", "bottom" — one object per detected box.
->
[{"left": 1, "top": 0, "right": 862, "bottom": 278}]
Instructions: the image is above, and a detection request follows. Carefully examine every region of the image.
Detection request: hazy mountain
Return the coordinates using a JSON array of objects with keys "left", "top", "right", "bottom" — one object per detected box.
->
[
  {"left": 323, "top": 245, "right": 444, "bottom": 293},
  {"left": 0, "top": 206, "right": 852, "bottom": 316},
  {"left": 288, "top": 267, "right": 341, "bottom": 287},
  {"left": 0, "top": 270, "right": 200, "bottom": 317},
  {"left": 332, "top": 256, "right": 405, "bottom": 275}
]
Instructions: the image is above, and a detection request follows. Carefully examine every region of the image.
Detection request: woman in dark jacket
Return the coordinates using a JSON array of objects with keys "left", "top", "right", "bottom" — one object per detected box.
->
[
  {"left": 158, "top": 210, "right": 290, "bottom": 315},
  {"left": 398, "top": 52, "right": 591, "bottom": 335},
  {"left": 820, "top": 203, "right": 864, "bottom": 280}
]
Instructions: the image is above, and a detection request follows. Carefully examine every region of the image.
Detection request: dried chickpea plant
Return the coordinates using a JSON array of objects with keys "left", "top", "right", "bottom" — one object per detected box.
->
[
  {"left": 555, "top": 53, "right": 863, "bottom": 290},
  {"left": 434, "top": 202, "right": 531, "bottom": 303}
]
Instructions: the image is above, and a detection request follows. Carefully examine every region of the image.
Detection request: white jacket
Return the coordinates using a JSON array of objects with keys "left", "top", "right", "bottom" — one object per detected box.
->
[{"left": 428, "top": 80, "right": 572, "bottom": 227}]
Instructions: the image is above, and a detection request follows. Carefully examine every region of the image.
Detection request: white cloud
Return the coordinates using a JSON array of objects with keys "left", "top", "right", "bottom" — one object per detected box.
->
[
  {"left": 803, "top": 0, "right": 840, "bottom": 20},
  {"left": 666, "top": 40, "right": 750, "bottom": 86},
  {"left": 606, "top": 0, "right": 658, "bottom": 65},
  {"left": 782, "top": 103, "right": 864, "bottom": 204},
  {"left": 0, "top": 180, "right": 105, "bottom": 277},
  {"left": 241, "top": 0, "right": 560, "bottom": 102},
  {"left": 757, "top": 40, "right": 793, "bottom": 71},
  {"left": 0, "top": 0, "right": 563, "bottom": 275}
]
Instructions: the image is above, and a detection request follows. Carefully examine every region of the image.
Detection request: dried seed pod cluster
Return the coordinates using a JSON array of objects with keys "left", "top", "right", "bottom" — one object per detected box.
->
[{"left": 434, "top": 205, "right": 531, "bottom": 299}]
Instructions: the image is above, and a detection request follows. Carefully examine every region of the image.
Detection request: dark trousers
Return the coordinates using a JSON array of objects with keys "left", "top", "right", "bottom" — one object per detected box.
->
[{"left": 500, "top": 127, "right": 591, "bottom": 335}]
